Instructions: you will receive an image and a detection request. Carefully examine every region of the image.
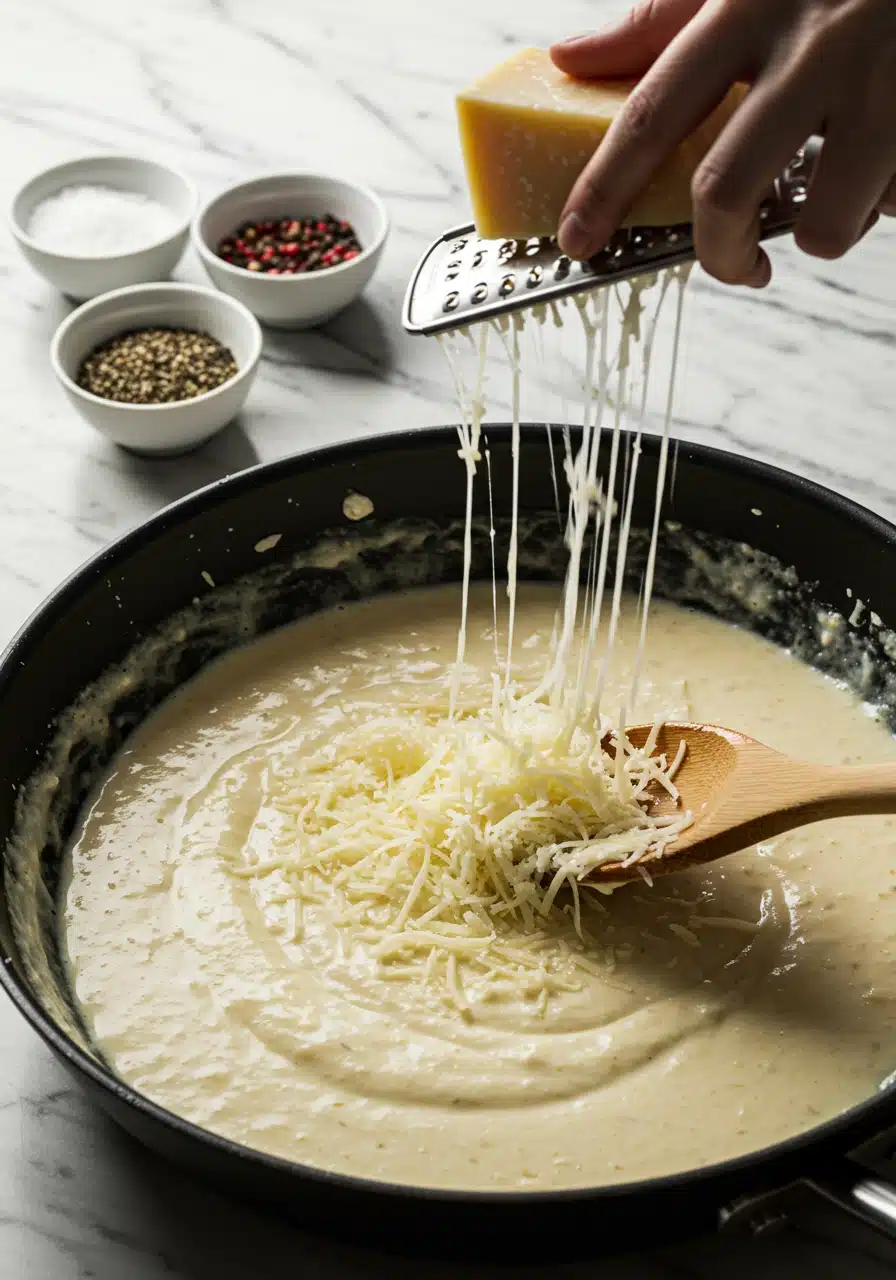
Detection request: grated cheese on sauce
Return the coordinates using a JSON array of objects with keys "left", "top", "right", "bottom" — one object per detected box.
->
[{"left": 231, "top": 690, "right": 690, "bottom": 1011}]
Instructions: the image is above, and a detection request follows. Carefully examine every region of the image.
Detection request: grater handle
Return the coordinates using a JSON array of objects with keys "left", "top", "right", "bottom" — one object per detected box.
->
[{"left": 764, "top": 134, "right": 823, "bottom": 234}]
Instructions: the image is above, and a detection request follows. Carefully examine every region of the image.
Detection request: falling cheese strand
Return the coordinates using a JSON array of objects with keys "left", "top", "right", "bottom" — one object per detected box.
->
[{"left": 233, "top": 269, "right": 692, "bottom": 1013}]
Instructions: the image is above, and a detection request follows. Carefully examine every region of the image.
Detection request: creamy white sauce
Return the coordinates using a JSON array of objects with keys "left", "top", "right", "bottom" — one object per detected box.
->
[{"left": 61, "top": 586, "right": 896, "bottom": 1191}]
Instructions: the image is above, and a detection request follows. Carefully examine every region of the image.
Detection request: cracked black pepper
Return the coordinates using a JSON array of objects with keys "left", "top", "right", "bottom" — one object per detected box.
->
[{"left": 77, "top": 328, "right": 239, "bottom": 405}]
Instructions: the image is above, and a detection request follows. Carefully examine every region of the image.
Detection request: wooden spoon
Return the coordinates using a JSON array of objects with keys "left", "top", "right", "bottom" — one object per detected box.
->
[{"left": 586, "top": 722, "right": 896, "bottom": 885}]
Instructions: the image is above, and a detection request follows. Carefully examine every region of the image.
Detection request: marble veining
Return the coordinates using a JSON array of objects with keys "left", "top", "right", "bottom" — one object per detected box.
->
[{"left": 0, "top": 0, "right": 894, "bottom": 1276}]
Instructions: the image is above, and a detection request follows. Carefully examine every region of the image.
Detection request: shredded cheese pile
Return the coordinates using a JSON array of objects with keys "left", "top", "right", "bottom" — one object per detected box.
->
[{"left": 235, "top": 688, "right": 689, "bottom": 1012}]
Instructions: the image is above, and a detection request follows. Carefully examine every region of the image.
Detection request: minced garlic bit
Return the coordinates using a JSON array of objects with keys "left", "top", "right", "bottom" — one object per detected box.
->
[
  {"left": 343, "top": 491, "right": 374, "bottom": 521},
  {"left": 254, "top": 534, "right": 282, "bottom": 554}
]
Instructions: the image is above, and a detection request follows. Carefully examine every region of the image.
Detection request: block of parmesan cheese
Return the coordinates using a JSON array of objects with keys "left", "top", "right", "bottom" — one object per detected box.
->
[{"left": 457, "top": 47, "right": 747, "bottom": 239}]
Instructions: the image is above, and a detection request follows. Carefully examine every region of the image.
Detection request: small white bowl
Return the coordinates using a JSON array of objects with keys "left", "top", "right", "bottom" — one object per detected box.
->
[
  {"left": 193, "top": 173, "right": 389, "bottom": 329},
  {"left": 10, "top": 155, "right": 196, "bottom": 301},
  {"left": 51, "top": 283, "right": 262, "bottom": 457}
]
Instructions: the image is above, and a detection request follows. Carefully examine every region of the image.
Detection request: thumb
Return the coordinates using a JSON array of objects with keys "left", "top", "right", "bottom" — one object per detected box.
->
[{"left": 550, "top": 0, "right": 705, "bottom": 78}]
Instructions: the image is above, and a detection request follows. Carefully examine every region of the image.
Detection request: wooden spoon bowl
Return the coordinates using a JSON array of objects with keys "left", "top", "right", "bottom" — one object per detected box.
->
[{"left": 586, "top": 721, "right": 896, "bottom": 885}]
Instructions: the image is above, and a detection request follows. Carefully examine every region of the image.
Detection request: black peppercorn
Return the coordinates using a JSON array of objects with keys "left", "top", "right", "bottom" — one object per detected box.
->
[{"left": 77, "top": 328, "right": 239, "bottom": 405}]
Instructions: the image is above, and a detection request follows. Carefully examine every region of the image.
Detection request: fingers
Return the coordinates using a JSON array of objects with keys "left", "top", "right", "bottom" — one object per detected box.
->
[
  {"left": 693, "top": 205, "right": 771, "bottom": 288},
  {"left": 550, "top": 0, "right": 704, "bottom": 78},
  {"left": 553, "top": 0, "right": 896, "bottom": 277},
  {"left": 795, "top": 124, "right": 896, "bottom": 258},
  {"left": 691, "top": 70, "right": 820, "bottom": 285},
  {"left": 687, "top": 5, "right": 896, "bottom": 275},
  {"left": 557, "top": 6, "right": 753, "bottom": 259}
]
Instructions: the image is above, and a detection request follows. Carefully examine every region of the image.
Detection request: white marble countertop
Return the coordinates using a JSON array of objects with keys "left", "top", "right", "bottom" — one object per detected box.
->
[{"left": 1, "top": 0, "right": 894, "bottom": 1275}]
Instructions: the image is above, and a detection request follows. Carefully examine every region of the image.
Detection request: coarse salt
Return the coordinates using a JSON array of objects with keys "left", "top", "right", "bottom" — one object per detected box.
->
[{"left": 27, "top": 183, "right": 176, "bottom": 256}]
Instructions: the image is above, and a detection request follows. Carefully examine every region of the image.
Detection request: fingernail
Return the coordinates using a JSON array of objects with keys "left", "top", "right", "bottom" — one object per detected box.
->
[
  {"left": 558, "top": 211, "right": 593, "bottom": 260},
  {"left": 555, "top": 31, "right": 595, "bottom": 47},
  {"left": 746, "top": 267, "right": 771, "bottom": 289},
  {"left": 744, "top": 253, "right": 772, "bottom": 289},
  {"left": 556, "top": 21, "right": 616, "bottom": 46}
]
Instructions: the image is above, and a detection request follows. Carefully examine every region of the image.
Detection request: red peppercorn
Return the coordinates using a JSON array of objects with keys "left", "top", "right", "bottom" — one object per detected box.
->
[{"left": 215, "top": 213, "right": 362, "bottom": 276}]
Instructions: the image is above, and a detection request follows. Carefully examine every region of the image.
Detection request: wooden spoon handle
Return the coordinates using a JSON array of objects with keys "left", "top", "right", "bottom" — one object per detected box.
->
[
  {"left": 796, "top": 759, "right": 896, "bottom": 818},
  {"left": 672, "top": 756, "right": 896, "bottom": 865}
]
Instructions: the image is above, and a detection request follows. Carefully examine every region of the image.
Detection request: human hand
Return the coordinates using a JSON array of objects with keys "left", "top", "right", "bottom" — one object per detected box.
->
[{"left": 551, "top": 0, "right": 896, "bottom": 287}]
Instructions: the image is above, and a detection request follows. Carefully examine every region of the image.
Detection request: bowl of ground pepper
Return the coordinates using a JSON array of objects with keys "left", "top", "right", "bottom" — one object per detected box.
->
[
  {"left": 50, "top": 282, "right": 262, "bottom": 456},
  {"left": 193, "top": 173, "right": 389, "bottom": 329}
]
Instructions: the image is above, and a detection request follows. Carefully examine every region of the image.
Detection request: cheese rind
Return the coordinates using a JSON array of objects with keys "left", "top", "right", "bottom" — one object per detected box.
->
[{"left": 457, "top": 48, "right": 747, "bottom": 239}]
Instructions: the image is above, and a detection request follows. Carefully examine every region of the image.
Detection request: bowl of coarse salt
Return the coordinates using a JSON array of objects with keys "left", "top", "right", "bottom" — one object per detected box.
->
[{"left": 9, "top": 155, "right": 196, "bottom": 302}]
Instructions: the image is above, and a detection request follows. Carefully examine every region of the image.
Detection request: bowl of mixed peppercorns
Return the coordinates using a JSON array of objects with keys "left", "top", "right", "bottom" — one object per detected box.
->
[
  {"left": 192, "top": 173, "right": 389, "bottom": 329},
  {"left": 50, "top": 282, "right": 262, "bottom": 455}
]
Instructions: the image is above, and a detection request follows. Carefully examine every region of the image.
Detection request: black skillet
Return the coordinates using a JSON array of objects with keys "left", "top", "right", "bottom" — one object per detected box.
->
[{"left": 1, "top": 425, "right": 894, "bottom": 1262}]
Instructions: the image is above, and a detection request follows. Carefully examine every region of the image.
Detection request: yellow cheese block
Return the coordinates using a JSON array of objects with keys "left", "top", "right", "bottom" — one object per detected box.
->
[{"left": 457, "top": 47, "right": 747, "bottom": 239}]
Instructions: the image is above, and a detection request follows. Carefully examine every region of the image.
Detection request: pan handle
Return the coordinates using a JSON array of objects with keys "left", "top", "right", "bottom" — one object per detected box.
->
[
  {"left": 721, "top": 1163, "right": 896, "bottom": 1242},
  {"left": 806, "top": 1170, "right": 896, "bottom": 1237}
]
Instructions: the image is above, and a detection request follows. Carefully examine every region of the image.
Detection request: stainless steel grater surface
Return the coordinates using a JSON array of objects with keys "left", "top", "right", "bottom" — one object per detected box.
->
[{"left": 403, "top": 139, "right": 821, "bottom": 336}]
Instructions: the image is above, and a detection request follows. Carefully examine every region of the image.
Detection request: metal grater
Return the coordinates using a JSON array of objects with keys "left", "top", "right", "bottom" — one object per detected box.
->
[{"left": 403, "top": 138, "right": 821, "bottom": 336}]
